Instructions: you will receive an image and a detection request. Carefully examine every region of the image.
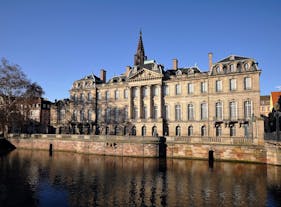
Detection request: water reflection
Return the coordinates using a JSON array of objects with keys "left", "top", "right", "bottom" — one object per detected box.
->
[{"left": 0, "top": 150, "right": 280, "bottom": 207}]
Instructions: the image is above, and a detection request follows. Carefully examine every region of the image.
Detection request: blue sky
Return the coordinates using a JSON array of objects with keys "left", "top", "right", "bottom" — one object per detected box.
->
[{"left": 0, "top": 0, "right": 280, "bottom": 101}]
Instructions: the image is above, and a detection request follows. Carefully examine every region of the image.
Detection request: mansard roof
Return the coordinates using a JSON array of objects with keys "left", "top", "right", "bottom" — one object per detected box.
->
[
  {"left": 217, "top": 55, "right": 251, "bottom": 63},
  {"left": 165, "top": 66, "right": 202, "bottom": 76},
  {"left": 108, "top": 75, "right": 127, "bottom": 83},
  {"left": 210, "top": 55, "right": 259, "bottom": 75}
]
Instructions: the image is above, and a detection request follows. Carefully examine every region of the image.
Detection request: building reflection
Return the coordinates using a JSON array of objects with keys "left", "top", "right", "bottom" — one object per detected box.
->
[{"left": 3, "top": 150, "right": 281, "bottom": 207}]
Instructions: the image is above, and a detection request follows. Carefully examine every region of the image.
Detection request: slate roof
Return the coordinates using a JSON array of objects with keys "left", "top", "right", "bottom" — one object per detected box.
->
[{"left": 217, "top": 55, "right": 252, "bottom": 63}]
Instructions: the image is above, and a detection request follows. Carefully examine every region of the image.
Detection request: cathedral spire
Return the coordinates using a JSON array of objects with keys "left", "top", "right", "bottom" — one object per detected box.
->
[{"left": 134, "top": 30, "right": 147, "bottom": 66}]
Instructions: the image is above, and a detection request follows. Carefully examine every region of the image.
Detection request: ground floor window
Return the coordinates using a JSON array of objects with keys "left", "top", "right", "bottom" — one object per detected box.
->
[{"left": 176, "top": 126, "right": 181, "bottom": 136}]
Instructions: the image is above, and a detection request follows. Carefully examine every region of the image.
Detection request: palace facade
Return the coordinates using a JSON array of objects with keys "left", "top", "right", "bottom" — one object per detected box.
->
[{"left": 51, "top": 32, "right": 262, "bottom": 139}]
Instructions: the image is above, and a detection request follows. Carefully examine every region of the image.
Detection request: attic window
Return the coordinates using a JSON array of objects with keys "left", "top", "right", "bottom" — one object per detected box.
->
[
  {"left": 244, "top": 63, "right": 249, "bottom": 70},
  {"left": 176, "top": 70, "right": 182, "bottom": 76},
  {"left": 230, "top": 64, "right": 235, "bottom": 72},
  {"left": 216, "top": 66, "right": 221, "bottom": 73},
  {"left": 188, "top": 69, "right": 194, "bottom": 75}
]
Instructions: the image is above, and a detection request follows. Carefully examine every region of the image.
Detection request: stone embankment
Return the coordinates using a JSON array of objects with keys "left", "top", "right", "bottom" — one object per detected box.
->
[{"left": 6, "top": 134, "right": 281, "bottom": 165}]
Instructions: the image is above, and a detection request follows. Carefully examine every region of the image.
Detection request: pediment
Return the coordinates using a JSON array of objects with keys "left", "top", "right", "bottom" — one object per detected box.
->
[{"left": 128, "top": 68, "right": 163, "bottom": 81}]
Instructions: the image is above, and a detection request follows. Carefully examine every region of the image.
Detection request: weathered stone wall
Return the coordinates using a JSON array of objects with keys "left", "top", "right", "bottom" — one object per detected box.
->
[
  {"left": 265, "top": 142, "right": 281, "bottom": 165},
  {"left": 166, "top": 142, "right": 268, "bottom": 163},
  {"left": 8, "top": 135, "right": 159, "bottom": 158},
  {"left": 7, "top": 134, "right": 281, "bottom": 165}
]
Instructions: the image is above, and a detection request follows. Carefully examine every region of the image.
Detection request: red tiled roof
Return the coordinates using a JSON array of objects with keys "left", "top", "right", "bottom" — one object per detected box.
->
[{"left": 271, "top": 91, "right": 281, "bottom": 105}]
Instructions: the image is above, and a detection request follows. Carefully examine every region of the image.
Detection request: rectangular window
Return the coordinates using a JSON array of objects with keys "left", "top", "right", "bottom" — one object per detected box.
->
[
  {"left": 88, "top": 93, "right": 92, "bottom": 101},
  {"left": 229, "top": 79, "right": 237, "bottom": 91},
  {"left": 133, "top": 107, "right": 138, "bottom": 120},
  {"left": 187, "top": 104, "right": 194, "bottom": 120},
  {"left": 114, "top": 90, "right": 119, "bottom": 100},
  {"left": 201, "top": 82, "right": 207, "bottom": 93},
  {"left": 201, "top": 103, "right": 208, "bottom": 120},
  {"left": 114, "top": 108, "right": 119, "bottom": 121},
  {"left": 175, "top": 104, "right": 181, "bottom": 121},
  {"left": 105, "top": 91, "right": 110, "bottom": 100},
  {"left": 216, "top": 80, "right": 222, "bottom": 92},
  {"left": 124, "top": 107, "right": 128, "bottom": 120},
  {"left": 175, "top": 84, "right": 181, "bottom": 95},
  {"left": 97, "top": 92, "right": 101, "bottom": 100},
  {"left": 229, "top": 102, "right": 237, "bottom": 120},
  {"left": 124, "top": 89, "right": 128, "bottom": 99},
  {"left": 188, "top": 83, "right": 194, "bottom": 94},
  {"left": 163, "top": 85, "right": 169, "bottom": 96},
  {"left": 143, "top": 106, "right": 147, "bottom": 119},
  {"left": 106, "top": 108, "right": 110, "bottom": 122},
  {"left": 153, "top": 106, "right": 158, "bottom": 119},
  {"left": 244, "top": 77, "right": 252, "bottom": 90}
]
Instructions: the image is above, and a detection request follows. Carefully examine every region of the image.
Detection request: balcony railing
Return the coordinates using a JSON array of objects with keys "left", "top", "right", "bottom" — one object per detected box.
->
[{"left": 171, "top": 136, "right": 256, "bottom": 145}]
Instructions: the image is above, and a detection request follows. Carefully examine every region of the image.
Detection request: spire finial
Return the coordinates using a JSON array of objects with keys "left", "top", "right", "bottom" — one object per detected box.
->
[{"left": 134, "top": 30, "right": 147, "bottom": 66}]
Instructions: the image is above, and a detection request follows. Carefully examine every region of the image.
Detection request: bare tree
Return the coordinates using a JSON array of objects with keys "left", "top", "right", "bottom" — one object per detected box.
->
[{"left": 0, "top": 58, "right": 44, "bottom": 136}]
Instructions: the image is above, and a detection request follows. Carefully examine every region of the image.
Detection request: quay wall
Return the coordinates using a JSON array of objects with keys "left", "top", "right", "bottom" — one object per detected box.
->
[
  {"left": 8, "top": 134, "right": 159, "bottom": 158},
  {"left": 7, "top": 134, "right": 281, "bottom": 165}
]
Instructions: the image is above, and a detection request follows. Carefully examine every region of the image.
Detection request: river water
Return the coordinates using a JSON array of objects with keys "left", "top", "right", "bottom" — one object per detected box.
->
[{"left": 0, "top": 149, "right": 280, "bottom": 207}]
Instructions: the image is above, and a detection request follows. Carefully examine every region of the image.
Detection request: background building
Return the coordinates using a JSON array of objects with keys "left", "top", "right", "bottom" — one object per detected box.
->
[
  {"left": 51, "top": 33, "right": 263, "bottom": 140},
  {"left": 260, "top": 95, "right": 270, "bottom": 117}
]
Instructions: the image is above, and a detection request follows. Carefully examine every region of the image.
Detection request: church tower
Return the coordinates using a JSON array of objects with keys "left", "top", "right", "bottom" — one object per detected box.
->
[{"left": 134, "top": 31, "right": 147, "bottom": 66}]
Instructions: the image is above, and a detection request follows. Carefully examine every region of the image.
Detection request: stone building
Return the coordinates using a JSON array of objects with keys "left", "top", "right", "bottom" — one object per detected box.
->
[
  {"left": 52, "top": 32, "right": 263, "bottom": 140},
  {"left": 260, "top": 95, "right": 270, "bottom": 117}
]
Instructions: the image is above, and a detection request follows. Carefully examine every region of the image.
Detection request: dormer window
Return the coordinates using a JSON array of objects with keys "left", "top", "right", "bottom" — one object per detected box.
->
[
  {"left": 230, "top": 64, "right": 235, "bottom": 72},
  {"left": 176, "top": 70, "right": 182, "bottom": 76},
  {"left": 244, "top": 63, "right": 249, "bottom": 70},
  {"left": 216, "top": 66, "right": 221, "bottom": 73}
]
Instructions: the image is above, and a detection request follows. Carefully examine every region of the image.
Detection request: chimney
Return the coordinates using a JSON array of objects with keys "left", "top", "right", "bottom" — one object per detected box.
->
[
  {"left": 125, "top": 66, "right": 131, "bottom": 76},
  {"left": 173, "top": 58, "right": 178, "bottom": 70},
  {"left": 100, "top": 69, "right": 106, "bottom": 83},
  {"left": 208, "top": 52, "right": 213, "bottom": 71}
]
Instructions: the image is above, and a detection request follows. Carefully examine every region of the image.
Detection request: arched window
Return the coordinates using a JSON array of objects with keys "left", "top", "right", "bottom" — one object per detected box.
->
[
  {"left": 131, "top": 126, "right": 136, "bottom": 136},
  {"left": 141, "top": 126, "right": 146, "bottom": 136},
  {"left": 176, "top": 126, "right": 181, "bottom": 136},
  {"left": 201, "top": 125, "right": 206, "bottom": 136},
  {"left": 216, "top": 125, "right": 222, "bottom": 137},
  {"left": 152, "top": 126, "right": 157, "bottom": 136},
  {"left": 244, "top": 100, "right": 252, "bottom": 119},
  {"left": 188, "top": 126, "right": 193, "bottom": 136},
  {"left": 215, "top": 102, "right": 222, "bottom": 120}
]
